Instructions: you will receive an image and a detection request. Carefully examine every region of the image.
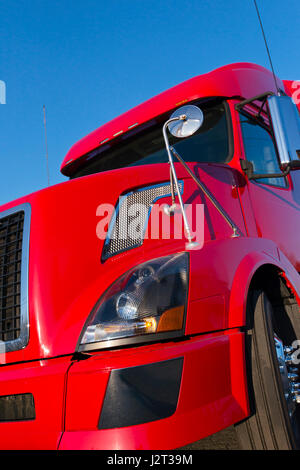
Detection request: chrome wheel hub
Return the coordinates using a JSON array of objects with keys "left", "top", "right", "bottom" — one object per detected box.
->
[{"left": 274, "top": 335, "right": 300, "bottom": 417}]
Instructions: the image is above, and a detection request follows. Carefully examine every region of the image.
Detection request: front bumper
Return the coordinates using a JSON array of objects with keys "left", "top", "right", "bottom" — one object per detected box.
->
[
  {"left": 0, "top": 329, "right": 248, "bottom": 450},
  {"left": 59, "top": 330, "right": 249, "bottom": 450},
  {"left": 0, "top": 356, "right": 69, "bottom": 450}
]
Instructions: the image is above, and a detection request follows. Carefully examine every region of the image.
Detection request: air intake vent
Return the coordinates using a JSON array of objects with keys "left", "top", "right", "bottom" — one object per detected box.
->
[
  {"left": 102, "top": 181, "right": 183, "bottom": 261},
  {"left": 0, "top": 204, "right": 30, "bottom": 352}
]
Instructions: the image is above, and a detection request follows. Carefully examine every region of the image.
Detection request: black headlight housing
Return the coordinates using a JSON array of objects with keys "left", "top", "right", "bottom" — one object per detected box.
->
[{"left": 78, "top": 252, "right": 189, "bottom": 351}]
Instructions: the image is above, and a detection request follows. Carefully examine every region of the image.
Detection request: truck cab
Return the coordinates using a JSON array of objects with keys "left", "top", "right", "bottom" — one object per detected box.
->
[{"left": 0, "top": 62, "right": 300, "bottom": 450}]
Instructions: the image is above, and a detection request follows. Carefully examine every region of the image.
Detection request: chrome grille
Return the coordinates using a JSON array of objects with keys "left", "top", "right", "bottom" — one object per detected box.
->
[
  {"left": 0, "top": 204, "right": 30, "bottom": 351},
  {"left": 102, "top": 181, "right": 183, "bottom": 261}
]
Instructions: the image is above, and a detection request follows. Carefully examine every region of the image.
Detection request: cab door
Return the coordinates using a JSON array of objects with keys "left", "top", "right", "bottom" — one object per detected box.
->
[{"left": 238, "top": 109, "right": 300, "bottom": 272}]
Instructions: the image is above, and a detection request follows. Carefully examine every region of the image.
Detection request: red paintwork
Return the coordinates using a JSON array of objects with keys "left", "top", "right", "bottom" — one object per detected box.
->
[
  {"left": 61, "top": 62, "right": 284, "bottom": 176},
  {"left": 61, "top": 331, "right": 248, "bottom": 450},
  {"left": 284, "top": 79, "right": 300, "bottom": 113},
  {"left": 0, "top": 357, "right": 68, "bottom": 450},
  {"left": 0, "top": 62, "right": 300, "bottom": 450}
]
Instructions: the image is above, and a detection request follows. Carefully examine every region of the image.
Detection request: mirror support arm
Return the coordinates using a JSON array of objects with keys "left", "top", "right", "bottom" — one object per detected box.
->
[
  {"left": 169, "top": 167, "right": 176, "bottom": 206},
  {"left": 162, "top": 118, "right": 199, "bottom": 249},
  {"left": 171, "top": 147, "right": 240, "bottom": 238}
]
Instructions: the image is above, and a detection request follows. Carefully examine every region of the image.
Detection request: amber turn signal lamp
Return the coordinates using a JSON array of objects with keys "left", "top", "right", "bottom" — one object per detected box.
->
[{"left": 157, "top": 306, "right": 184, "bottom": 332}]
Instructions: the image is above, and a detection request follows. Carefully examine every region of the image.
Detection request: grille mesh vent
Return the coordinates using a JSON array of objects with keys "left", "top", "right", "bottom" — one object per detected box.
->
[
  {"left": 102, "top": 182, "right": 183, "bottom": 260},
  {"left": 0, "top": 211, "right": 24, "bottom": 342}
]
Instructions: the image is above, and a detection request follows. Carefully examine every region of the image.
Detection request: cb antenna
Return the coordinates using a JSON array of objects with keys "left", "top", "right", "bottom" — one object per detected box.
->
[
  {"left": 253, "top": 0, "right": 281, "bottom": 95},
  {"left": 43, "top": 105, "right": 50, "bottom": 187}
]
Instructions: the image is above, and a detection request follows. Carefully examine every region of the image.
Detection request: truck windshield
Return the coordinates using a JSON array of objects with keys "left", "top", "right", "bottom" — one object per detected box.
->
[{"left": 71, "top": 99, "right": 231, "bottom": 179}]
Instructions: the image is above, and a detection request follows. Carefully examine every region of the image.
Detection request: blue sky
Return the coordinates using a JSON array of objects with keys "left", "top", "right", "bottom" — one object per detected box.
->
[{"left": 0, "top": 0, "right": 299, "bottom": 206}]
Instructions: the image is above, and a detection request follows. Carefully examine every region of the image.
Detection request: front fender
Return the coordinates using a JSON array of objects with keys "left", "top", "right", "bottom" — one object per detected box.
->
[{"left": 188, "top": 236, "right": 300, "bottom": 335}]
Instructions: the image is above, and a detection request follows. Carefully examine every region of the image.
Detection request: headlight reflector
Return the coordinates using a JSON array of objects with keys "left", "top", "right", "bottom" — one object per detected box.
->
[
  {"left": 79, "top": 252, "right": 189, "bottom": 349},
  {"left": 116, "top": 292, "right": 140, "bottom": 320}
]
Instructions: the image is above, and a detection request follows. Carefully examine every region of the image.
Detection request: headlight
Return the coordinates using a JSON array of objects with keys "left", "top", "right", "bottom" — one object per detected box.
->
[{"left": 78, "top": 252, "right": 189, "bottom": 351}]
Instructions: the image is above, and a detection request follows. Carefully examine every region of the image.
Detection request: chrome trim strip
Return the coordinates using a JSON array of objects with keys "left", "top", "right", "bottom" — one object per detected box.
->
[
  {"left": 79, "top": 330, "right": 184, "bottom": 353},
  {"left": 0, "top": 203, "right": 31, "bottom": 352}
]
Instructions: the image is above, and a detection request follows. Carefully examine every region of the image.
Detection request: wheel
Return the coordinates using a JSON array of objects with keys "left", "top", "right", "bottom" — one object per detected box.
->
[{"left": 235, "top": 289, "right": 300, "bottom": 449}]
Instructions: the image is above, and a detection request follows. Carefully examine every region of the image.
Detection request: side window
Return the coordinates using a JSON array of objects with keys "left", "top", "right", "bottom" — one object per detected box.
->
[{"left": 239, "top": 113, "right": 287, "bottom": 188}]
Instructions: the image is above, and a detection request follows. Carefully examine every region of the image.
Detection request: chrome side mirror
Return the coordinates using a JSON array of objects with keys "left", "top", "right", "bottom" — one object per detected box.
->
[
  {"left": 268, "top": 95, "right": 300, "bottom": 169},
  {"left": 168, "top": 105, "right": 204, "bottom": 138}
]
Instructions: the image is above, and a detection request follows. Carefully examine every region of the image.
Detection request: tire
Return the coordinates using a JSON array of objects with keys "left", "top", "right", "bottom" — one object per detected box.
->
[{"left": 235, "top": 289, "right": 300, "bottom": 450}]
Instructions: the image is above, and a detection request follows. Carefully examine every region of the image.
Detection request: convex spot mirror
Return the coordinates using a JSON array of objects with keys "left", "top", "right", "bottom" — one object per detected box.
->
[{"left": 168, "top": 105, "right": 204, "bottom": 138}]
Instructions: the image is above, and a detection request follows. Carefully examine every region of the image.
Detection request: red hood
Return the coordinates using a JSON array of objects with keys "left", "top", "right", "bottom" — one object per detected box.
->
[{"left": 0, "top": 159, "right": 247, "bottom": 364}]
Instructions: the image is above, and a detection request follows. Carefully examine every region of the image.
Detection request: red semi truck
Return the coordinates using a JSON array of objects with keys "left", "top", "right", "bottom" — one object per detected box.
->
[{"left": 1, "top": 62, "right": 300, "bottom": 450}]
